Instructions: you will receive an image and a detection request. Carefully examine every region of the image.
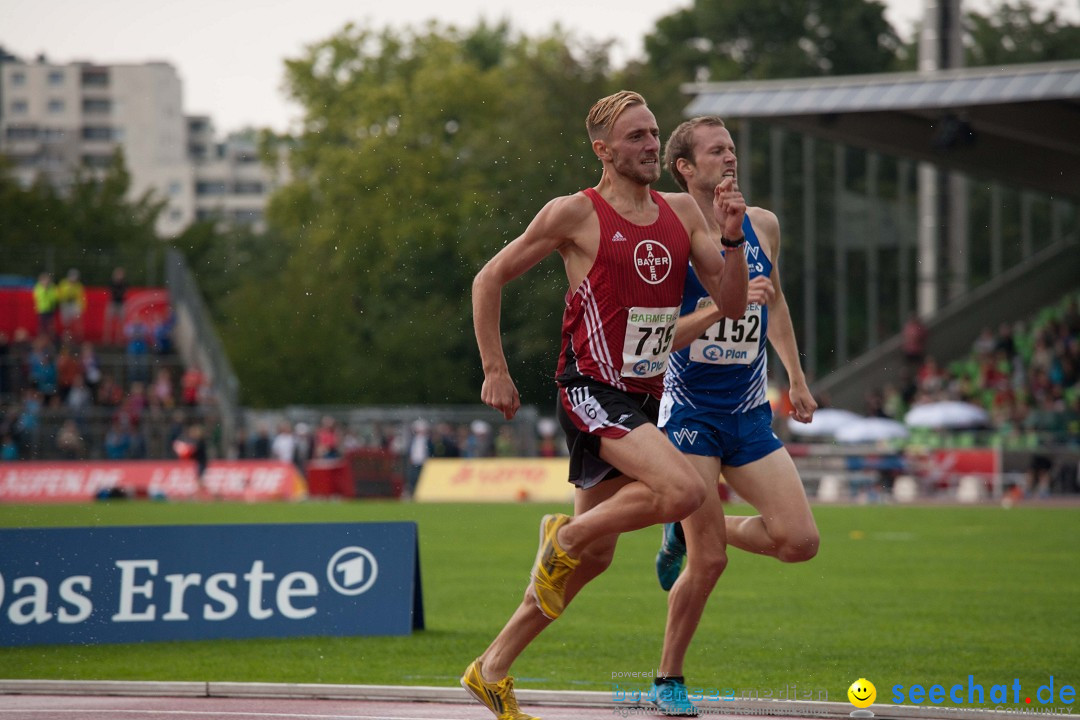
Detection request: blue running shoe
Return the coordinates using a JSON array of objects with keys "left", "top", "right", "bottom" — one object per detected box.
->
[
  {"left": 655, "top": 522, "right": 686, "bottom": 591},
  {"left": 652, "top": 677, "right": 699, "bottom": 717}
]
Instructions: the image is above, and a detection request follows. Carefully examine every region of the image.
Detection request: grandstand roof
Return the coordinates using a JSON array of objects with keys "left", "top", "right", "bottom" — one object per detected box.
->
[{"left": 683, "top": 61, "right": 1080, "bottom": 198}]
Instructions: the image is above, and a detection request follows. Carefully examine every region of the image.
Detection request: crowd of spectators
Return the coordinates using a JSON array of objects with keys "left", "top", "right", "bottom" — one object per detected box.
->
[
  {"left": 1, "top": 267, "right": 213, "bottom": 461},
  {"left": 866, "top": 294, "right": 1080, "bottom": 447}
]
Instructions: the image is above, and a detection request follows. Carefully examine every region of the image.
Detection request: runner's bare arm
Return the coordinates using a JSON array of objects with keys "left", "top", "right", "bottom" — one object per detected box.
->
[
  {"left": 750, "top": 207, "right": 816, "bottom": 423},
  {"left": 672, "top": 186, "right": 748, "bottom": 321},
  {"left": 671, "top": 275, "right": 775, "bottom": 352},
  {"left": 472, "top": 195, "right": 588, "bottom": 419}
]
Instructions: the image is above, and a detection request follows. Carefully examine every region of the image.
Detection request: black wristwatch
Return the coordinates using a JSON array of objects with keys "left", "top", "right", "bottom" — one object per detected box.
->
[{"left": 720, "top": 236, "right": 746, "bottom": 248}]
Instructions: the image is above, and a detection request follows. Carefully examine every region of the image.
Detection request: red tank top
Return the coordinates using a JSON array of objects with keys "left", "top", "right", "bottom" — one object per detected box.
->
[{"left": 556, "top": 188, "right": 691, "bottom": 397}]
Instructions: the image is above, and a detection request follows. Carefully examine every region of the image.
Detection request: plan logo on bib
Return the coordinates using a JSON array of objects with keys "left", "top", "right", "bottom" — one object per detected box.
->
[{"left": 634, "top": 240, "right": 672, "bottom": 285}]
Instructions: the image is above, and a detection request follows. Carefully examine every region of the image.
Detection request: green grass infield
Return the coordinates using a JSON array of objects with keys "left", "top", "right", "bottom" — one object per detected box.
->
[{"left": 1, "top": 500, "right": 1077, "bottom": 708}]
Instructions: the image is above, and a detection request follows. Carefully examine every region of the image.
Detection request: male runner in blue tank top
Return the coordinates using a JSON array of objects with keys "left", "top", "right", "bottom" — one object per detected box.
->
[{"left": 649, "top": 116, "right": 821, "bottom": 716}]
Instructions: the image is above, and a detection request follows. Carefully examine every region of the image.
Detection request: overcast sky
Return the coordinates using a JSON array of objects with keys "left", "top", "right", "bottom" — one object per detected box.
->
[{"left": 2, "top": 0, "right": 1076, "bottom": 134}]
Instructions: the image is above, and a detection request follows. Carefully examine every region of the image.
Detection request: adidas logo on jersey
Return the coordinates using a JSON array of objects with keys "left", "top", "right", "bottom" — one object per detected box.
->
[
  {"left": 671, "top": 428, "right": 699, "bottom": 445},
  {"left": 611, "top": 231, "right": 627, "bottom": 242}
]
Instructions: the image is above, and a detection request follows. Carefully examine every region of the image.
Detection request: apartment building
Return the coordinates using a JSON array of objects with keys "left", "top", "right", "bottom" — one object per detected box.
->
[{"left": 0, "top": 53, "right": 284, "bottom": 237}]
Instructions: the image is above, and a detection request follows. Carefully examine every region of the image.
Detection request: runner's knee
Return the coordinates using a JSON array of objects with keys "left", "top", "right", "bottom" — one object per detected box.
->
[
  {"left": 657, "top": 477, "right": 707, "bottom": 523},
  {"left": 577, "top": 538, "right": 617, "bottom": 577},
  {"left": 686, "top": 546, "right": 728, "bottom": 584},
  {"left": 775, "top": 526, "right": 820, "bottom": 563}
]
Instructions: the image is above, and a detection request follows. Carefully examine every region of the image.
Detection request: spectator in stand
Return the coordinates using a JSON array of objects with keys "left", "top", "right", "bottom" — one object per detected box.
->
[
  {"left": 96, "top": 373, "right": 124, "bottom": 407},
  {"left": 432, "top": 422, "right": 460, "bottom": 458},
  {"left": 80, "top": 341, "right": 102, "bottom": 394},
  {"left": 28, "top": 336, "right": 58, "bottom": 404},
  {"left": 0, "top": 332, "right": 10, "bottom": 397},
  {"left": 406, "top": 420, "right": 433, "bottom": 498},
  {"left": 271, "top": 421, "right": 299, "bottom": 468},
  {"left": 5, "top": 329, "right": 32, "bottom": 399},
  {"left": 66, "top": 375, "right": 93, "bottom": 430},
  {"left": 56, "top": 269, "right": 87, "bottom": 342},
  {"left": 314, "top": 415, "right": 341, "bottom": 459},
  {"left": 251, "top": 422, "right": 272, "bottom": 459},
  {"left": 995, "top": 321, "right": 1017, "bottom": 358},
  {"left": 151, "top": 367, "right": 175, "bottom": 410},
  {"left": 125, "top": 322, "right": 151, "bottom": 384},
  {"left": 972, "top": 326, "right": 997, "bottom": 357},
  {"left": 14, "top": 389, "right": 43, "bottom": 456},
  {"left": 104, "top": 420, "right": 130, "bottom": 459},
  {"left": 56, "top": 419, "right": 86, "bottom": 460},
  {"left": 181, "top": 365, "right": 206, "bottom": 406},
  {"left": 32, "top": 273, "right": 58, "bottom": 340},
  {"left": 464, "top": 420, "right": 493, "bottom": 458},
  {"left": 294, "top": 422, "right": 313, "bottom": 467},
  {"left": 105, "top": 267, "right": 127, "bottom": 345},
  {"left": 1, "top": 432, "right": 17, "bottom": 460},
  {"left": 916, "top": 355, "right": 946, "bottom": 396},
  {"left": 153, "top": 311, "right": 176, "bottom": 356},
  {"left": 55, "top": 343, "right": 81, "bottom": 402},
  {"left": 494, "top": 425, "right": 517, "bottom": 457},
  {"left": 902, "top": 313, "right": 928, "bottom": 369}
]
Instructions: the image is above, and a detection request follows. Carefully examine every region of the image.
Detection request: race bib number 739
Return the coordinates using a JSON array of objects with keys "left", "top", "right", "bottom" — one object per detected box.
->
[{"left": 621, "top": 306, "right": 679, "bottom": 378}]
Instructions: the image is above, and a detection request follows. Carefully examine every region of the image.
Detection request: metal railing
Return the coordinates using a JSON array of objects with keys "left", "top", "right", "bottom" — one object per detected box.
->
[{"left": 164, "top": 249, "right": 240, "bottom": 454}]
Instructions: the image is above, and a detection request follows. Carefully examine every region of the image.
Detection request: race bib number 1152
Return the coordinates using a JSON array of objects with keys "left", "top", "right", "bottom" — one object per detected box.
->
[{"left": 689, "top": 298, "right": 761, "bottom": 365}]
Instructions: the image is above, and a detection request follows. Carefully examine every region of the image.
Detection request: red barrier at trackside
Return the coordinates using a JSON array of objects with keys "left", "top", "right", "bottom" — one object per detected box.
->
[{"left": 0, "top": 461, "right": 307, "bottom": 502}]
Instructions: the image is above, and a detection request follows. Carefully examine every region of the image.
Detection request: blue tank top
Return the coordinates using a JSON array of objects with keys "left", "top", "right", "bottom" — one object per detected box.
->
[{"left": 663, "top": 215, "right": 772, "bottom": 414}]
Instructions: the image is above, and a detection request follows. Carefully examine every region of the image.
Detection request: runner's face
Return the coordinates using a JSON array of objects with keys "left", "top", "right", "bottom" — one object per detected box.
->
[
  {"left": 607, "top": 105, "right": 661, "bottom": 185},
  {"left": 688, "top": 125, "right": 738, "bottom": 192}
]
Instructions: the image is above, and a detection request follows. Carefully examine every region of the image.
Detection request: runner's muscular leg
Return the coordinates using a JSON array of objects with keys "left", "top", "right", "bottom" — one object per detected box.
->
[
  {"left": 722, "top": 448, "right": 819, "bottom": 562},
  {"left": 479, "top": 476, "right": 631, "bottom": 681},
  {"left": 659, "top": 453, "right": 727, "bottom": 677},
  {"left": 557, "top": 423, "right": 709, "bottom": 557}
]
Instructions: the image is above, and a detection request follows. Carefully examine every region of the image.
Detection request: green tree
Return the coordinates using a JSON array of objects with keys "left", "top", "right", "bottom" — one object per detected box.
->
[
  {"left": 965, "top": 0, "right": 1080, "bottom": 65},
  {"left": 0, "top": 150, "right": 164, "bottom": 284},
  {"left": 220, "top": 23, "right": 616, "bottom": 406},
  {"left": 642, "top": 0, "right": 903, "bottom": 84}
]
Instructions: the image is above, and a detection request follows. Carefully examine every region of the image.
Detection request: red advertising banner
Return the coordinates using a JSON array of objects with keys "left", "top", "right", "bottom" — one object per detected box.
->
[
  {"left": 0, "top": 461, "right": 307, "bottom": 503},
  {"left": 0, "top": 287, "right": 171, "bottom": 343},
  {"left": 916, "top": 448, "right": 1001, "bottom": 490}
]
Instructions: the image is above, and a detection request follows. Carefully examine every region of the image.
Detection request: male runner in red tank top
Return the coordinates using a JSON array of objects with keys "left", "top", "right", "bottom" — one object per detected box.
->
[{"left": 463, "top": 91, "right": 748, "bottom": 720}]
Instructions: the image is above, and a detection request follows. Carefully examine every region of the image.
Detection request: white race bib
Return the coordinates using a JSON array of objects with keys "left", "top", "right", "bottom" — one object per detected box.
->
[
  {"left": 688, "top": 299, "right": 762, "bottom": 365},
  {"left": 621, "top": 306, "right": 679, "bottom": 378}
]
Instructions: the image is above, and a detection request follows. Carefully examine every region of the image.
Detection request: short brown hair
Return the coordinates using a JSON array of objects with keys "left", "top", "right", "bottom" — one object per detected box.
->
[
  {"left": 663, "top": 116, "right": 727, "bottom": 191},
  {"left": 586, "top": 91, "right": 647, "bottom": 142}
]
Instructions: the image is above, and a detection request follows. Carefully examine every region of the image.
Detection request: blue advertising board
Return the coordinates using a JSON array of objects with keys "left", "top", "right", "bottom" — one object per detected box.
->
[{"left": 0, "top": 522, "right": 424, "bottom": 646}]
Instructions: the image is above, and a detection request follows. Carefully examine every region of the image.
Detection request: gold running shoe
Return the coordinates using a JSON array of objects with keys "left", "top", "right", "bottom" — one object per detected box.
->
[
  {"left": 528, "top": 513, "right": 580, "bottom": 619},
  {"left": 461, "top": 658, "right": 540, "bottom": 720}
]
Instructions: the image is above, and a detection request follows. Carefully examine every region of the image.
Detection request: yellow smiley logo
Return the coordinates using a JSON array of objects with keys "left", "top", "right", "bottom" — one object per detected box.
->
[{"left": 848, "top": 678, "right": 877, "bottom": 708}]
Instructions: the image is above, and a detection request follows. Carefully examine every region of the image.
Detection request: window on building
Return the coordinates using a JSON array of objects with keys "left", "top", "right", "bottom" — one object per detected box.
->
[
  {"left": 195, "top": 208, "right": 221, "bottom": 222},
  {"left": 81, "top": 69, "right": 109, "bottom": 87},
  {"left": 81, "top": 154, "right": 113, "bottom": 169},
  {"left": 47, "top": 70, "right": 64, "bottom": 86},
  {"left": 82, "top": 98, "right": 111, "bottom": 114},
  {"left": 5, "top": 126, "right": 38, "bottom": 140},
  {"left": 233, "top": 209, "right": 264, "bottom": 224},
  {"left": 195, "top": 181, "right": 227, "bottom": 196},
  {"left": 10, "top": 71, "right": 26, "bottom": 87},
  {"left": 10, "top": 100, "right": 28, "bottom": 115},
  {"left": 81, "top": 126, "right": 113, "bottom": 141},
  {"left": 188, "top": 143, "right": 208, "bottom": 160},
  {"left": 42, "top": 128, "right": 66, "bottom": 141},
  {"left": 168, "top": 181, "right": 183, "bottom": 196},
  {"left": 233, "top": 181, "right": 264, "bottom": 195},
  {"left": 48, "top": 99, "right": 65, "bottom": 113}
]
